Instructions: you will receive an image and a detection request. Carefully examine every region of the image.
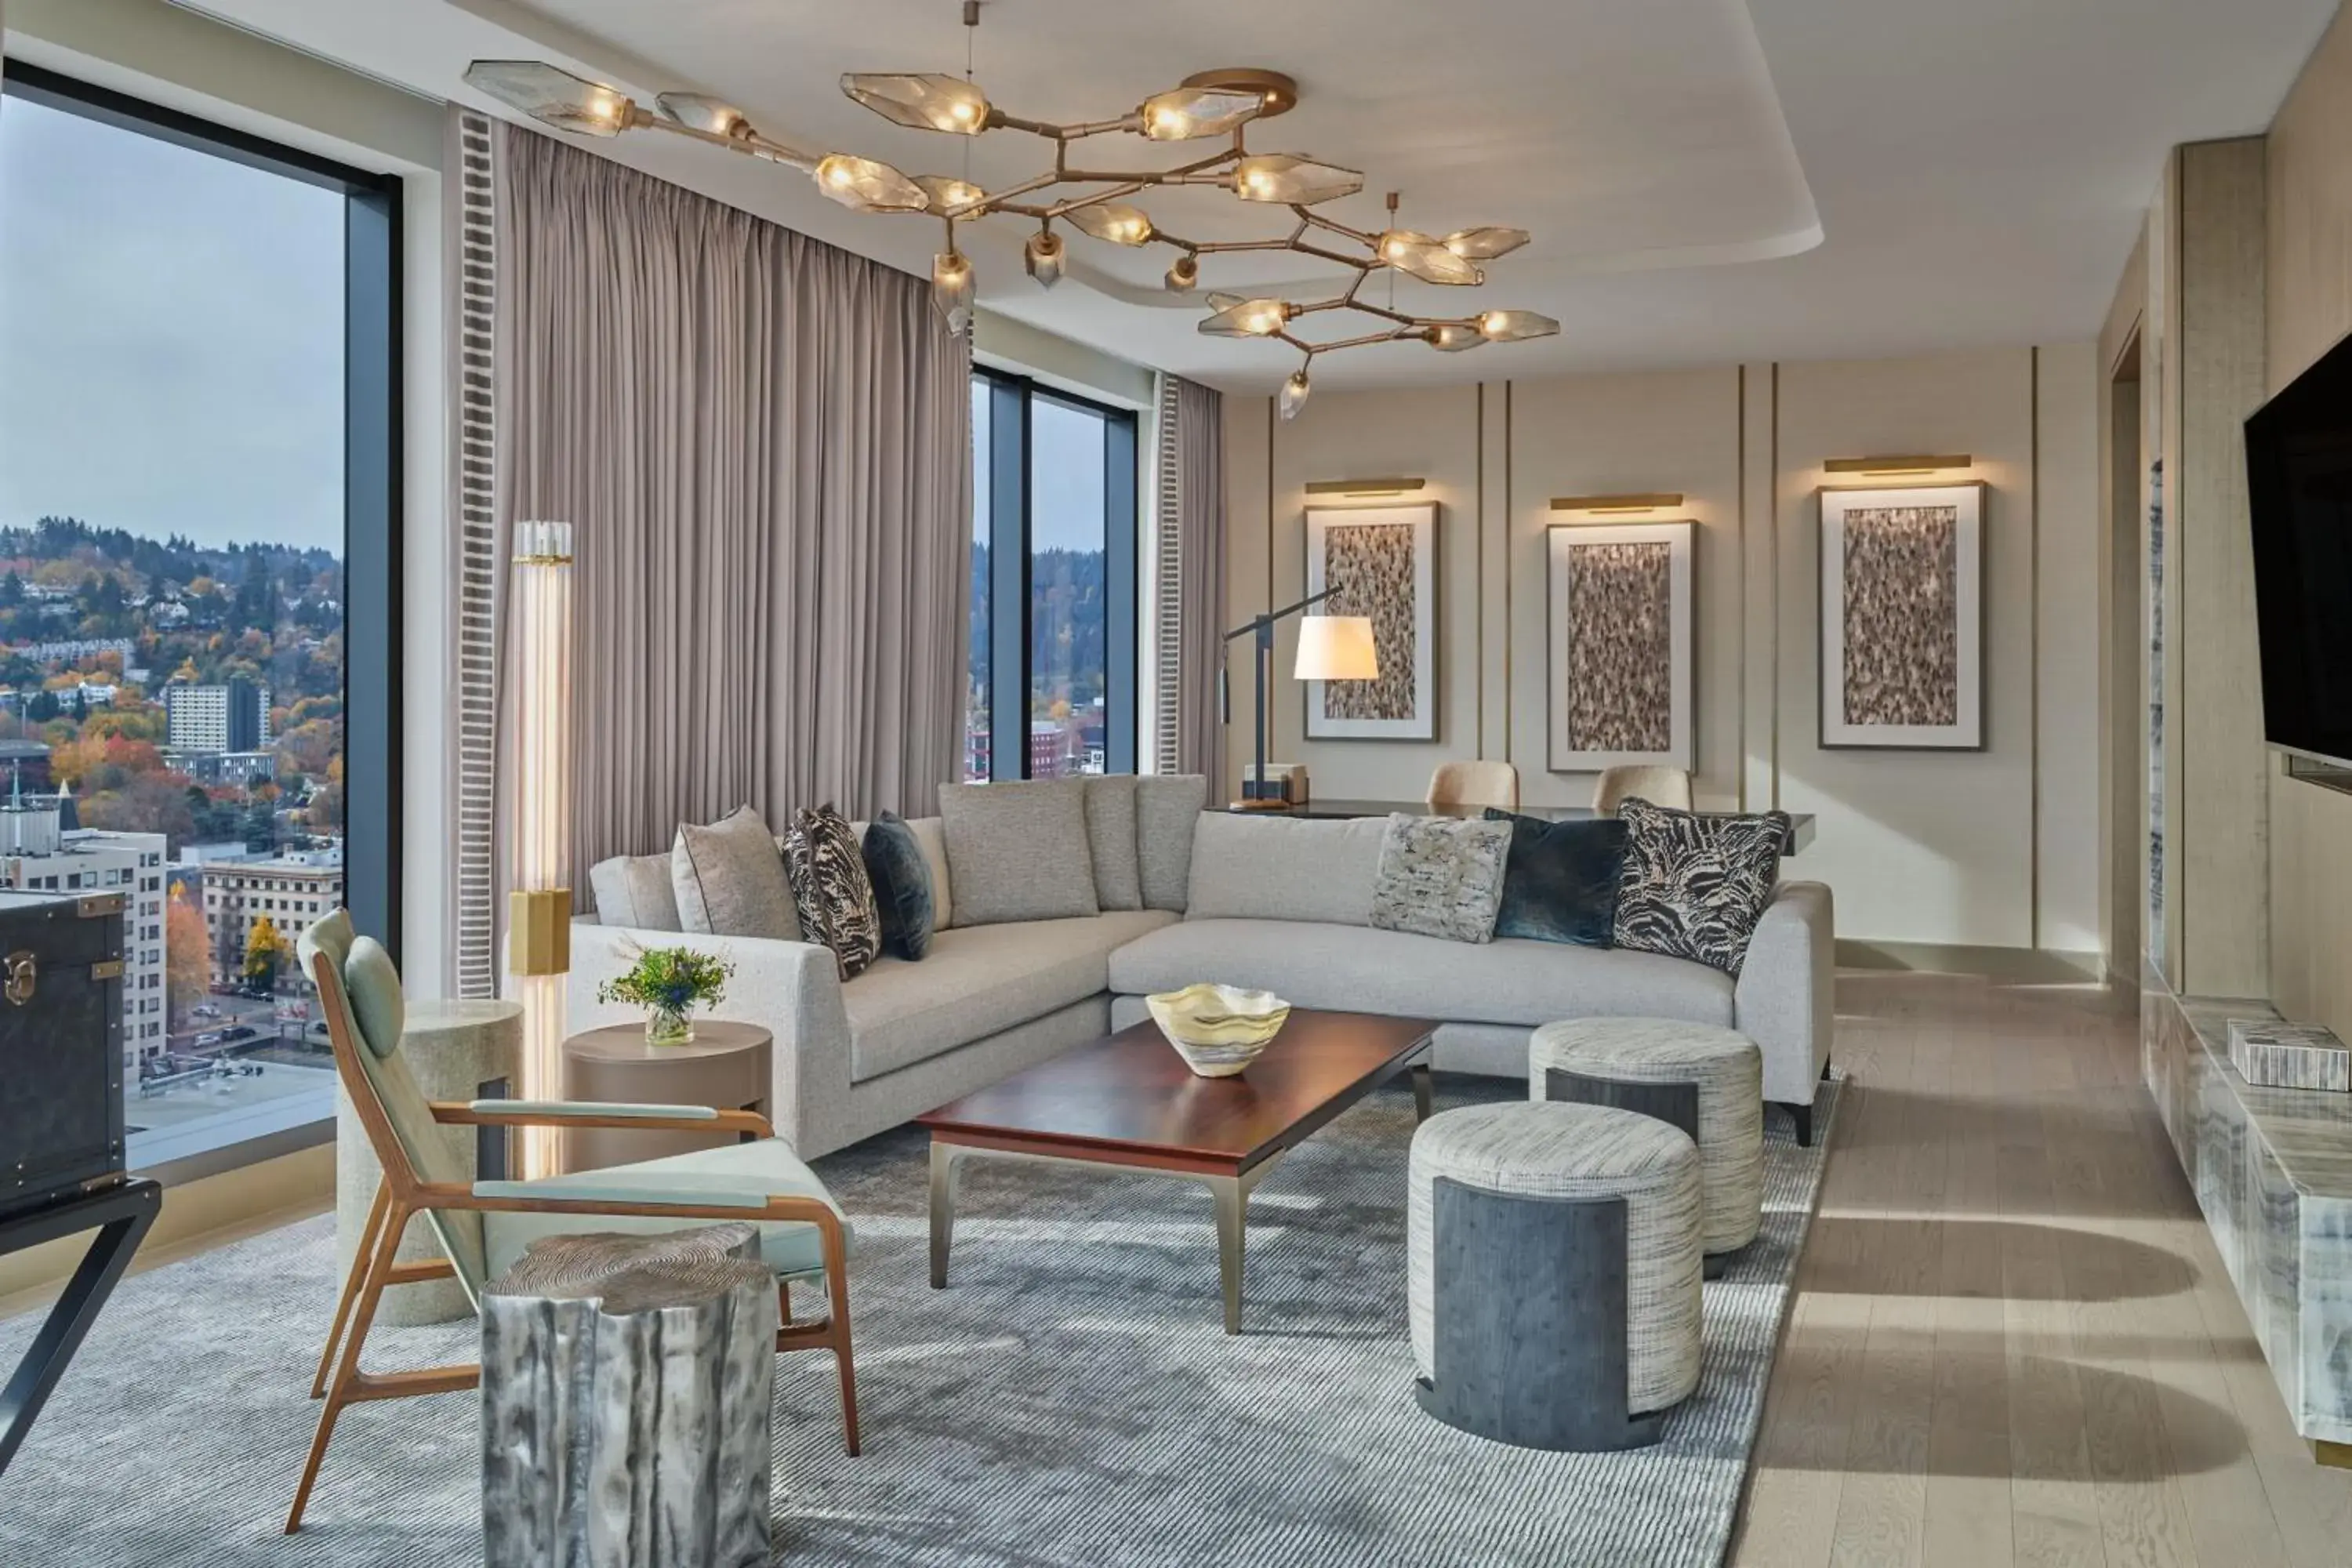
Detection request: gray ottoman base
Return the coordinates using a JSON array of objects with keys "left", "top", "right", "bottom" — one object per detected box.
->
[
  {"left": 1411, "top": 1178, "right": 1669, "bottom": 1452},
  {"left": 1544, "top": 1065, "right": 1744, "bottom": 1279}
]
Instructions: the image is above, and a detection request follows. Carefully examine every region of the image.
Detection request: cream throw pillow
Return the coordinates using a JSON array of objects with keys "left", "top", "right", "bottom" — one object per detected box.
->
[
  {"left": 671, "top": 804, "right": 802, "bottom": 940},
  {"left": 936, "top": 779, "right": 1099, "bottom": 926}
]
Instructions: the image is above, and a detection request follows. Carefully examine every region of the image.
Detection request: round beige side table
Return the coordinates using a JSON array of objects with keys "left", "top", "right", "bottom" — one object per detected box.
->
[
  {"left": 560, "top": 1021, "right": 772, "bottom": 1173},
  {"left": 335, "top": 996, "right": 523, "bottom": 1326}
]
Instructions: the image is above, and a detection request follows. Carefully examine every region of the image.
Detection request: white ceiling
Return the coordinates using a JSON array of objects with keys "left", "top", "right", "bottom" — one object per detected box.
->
[{"left": 173, "top": 0, "right": 2338, "bottom": 393}]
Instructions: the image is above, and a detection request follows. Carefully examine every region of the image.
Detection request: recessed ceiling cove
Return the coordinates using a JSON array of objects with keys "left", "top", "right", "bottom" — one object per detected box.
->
[
  {"left": 474, "top": 0, "right": 1820, "bottom": 376},
  {"left": 157, "top": 0, "right": 2346, "bottom": 390}
]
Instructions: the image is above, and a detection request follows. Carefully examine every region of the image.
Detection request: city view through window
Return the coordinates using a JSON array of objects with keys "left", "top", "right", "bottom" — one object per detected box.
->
[
  {"left": 965, "top": 373, "right": 1130, "bottom": 781},
  {"left": 0, "top": 93, "right": 350, "bottom": 1166}
]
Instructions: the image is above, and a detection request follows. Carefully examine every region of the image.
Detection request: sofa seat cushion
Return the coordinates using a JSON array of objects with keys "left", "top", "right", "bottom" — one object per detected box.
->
[
  {"left": 1107, "top": 917, "right": 1733, "bottom": 1032},
  {"left": 481, "top": 1138, "right": 845, "bottom": 1283},
  {"left": 846, "top": 909, "right": 1178, "bottom": 1083}
]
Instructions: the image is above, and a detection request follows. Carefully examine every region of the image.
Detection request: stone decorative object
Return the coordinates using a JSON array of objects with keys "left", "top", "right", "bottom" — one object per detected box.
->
[
  {"left": 335, "top": 996, "right": 521, "bottom": 1325},
  {"left": 1145, "top": 982, "right": 1290, "bottom": 1076},
  {"left": 1408, "top": 1099, "right": 1702, "bottom": 1450},
  {"left": 481, "top": 1225, "right": 778, "bottom": 1568},
  {"left": 2230, "top": 1017, "right": 2350, "bottom": 1093},
  {"left": 1530, "top": 1016, "right": 1765, "bottom": 1272},
  {"left": 2145, "top": 993, "right": 2352, "bottom": 1449}
]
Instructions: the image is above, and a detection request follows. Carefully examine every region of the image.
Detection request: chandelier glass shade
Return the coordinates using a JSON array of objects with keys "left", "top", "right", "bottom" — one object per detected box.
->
[{"left": 462, "top": 50, "right": 1559, "bottom": 408}]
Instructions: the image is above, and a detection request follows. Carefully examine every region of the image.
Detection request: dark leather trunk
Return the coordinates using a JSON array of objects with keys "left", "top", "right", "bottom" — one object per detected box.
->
[{"left": 0, "top": 891, "right": 126, "bottom": 1218}]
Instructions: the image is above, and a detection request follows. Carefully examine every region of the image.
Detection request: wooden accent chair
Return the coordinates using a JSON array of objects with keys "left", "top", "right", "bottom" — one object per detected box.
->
[
  {"left": 288, "top": 912, "right": 858, "bottom": 1534},
  {"left": 1592, "top": 764, "right": 1693, "bottom": 815},
  {"left": 1426, "top": 760, "right": 1520, "bottom": 812}
]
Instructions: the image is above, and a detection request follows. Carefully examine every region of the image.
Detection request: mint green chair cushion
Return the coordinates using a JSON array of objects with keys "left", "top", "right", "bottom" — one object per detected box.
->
[
  {"left": 305, "top": 909, "right": 355, "bottom": 975},
  {"left": 478, "top": 1138, "right": 850, "bottom": 1283},
  {"left": 343, "top": 937, "right": 405, "bottom": 1060},
  {"left": 299, "top": 916, "right": 491, "bottom": 1301}
]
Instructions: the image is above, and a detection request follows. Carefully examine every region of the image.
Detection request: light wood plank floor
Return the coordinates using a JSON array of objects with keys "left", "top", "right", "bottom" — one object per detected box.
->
[{"left": 1733, "top": 971, "right": 2352, "bottom": 1567}]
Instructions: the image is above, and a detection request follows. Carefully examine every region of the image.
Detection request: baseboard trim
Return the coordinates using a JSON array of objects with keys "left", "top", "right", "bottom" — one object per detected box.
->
[
  {"left": 1836, "top": 940, "right": 2107, "bottom": 984},
  {"left": 0, "top": 1141, "right": 334, "bottom": 1317}
]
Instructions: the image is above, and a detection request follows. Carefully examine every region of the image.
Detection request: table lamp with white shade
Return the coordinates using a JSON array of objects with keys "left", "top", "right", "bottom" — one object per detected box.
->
[{"left": 1223, "top": 590, "right": 1378, "bottom": 810}]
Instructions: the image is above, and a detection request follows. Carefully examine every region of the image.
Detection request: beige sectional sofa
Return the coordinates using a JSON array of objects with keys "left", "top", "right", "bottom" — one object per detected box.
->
[{"left": 570, "top": 779, "right": 1835, "bottom": 1160}]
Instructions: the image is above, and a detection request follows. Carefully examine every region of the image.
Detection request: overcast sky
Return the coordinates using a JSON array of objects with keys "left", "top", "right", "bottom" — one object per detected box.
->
[
  {"left": 972, "top": 379, "right": 1113, "bottom": 554},
  {"left": 0, "top": 95, "right": 345, "bottom": 553}
]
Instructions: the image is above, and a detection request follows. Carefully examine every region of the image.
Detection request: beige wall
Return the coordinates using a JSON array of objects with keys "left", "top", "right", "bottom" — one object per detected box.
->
[
  {"left": 1223, "top": 344, "right": 2105, "bottom": 962},
  {"left": 2265, "top": 3, "right": 2352, "bottom": 1037}
]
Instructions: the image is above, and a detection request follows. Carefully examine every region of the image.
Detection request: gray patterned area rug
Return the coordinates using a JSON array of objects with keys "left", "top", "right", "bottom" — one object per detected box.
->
[{"left": 0, "top": 1073, "right": 1839, "bottom": 1567}]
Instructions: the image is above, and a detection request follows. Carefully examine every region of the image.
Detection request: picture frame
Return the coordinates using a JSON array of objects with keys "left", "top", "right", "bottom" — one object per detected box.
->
[
  {"left": 1302, "top": 503, "right": 1439, "bottom": 741},
  {"left": 1817, "top": 482, "right": 1987, "bottom": 750},
  {"left": 1544, "top": 521, "right": 1694, "bottom": 771}
]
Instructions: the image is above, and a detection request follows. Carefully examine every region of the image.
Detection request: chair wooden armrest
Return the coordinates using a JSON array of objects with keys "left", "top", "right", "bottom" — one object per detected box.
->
[
  {"left": 429, "top": 1100, "right": 775, "bottom": 1138},
  {"left": 414, "top": 1181, "right": 843, "bottom": 1234}
]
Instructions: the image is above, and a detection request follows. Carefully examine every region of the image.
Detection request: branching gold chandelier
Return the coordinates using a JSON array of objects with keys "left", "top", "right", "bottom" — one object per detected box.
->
[{"left": 465, "top": 5, "right": 1557, "bottom": 419}]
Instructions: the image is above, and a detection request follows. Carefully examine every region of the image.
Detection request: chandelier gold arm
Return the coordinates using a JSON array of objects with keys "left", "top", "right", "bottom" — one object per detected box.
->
[{"left": 463, "top": 46, "right": 1553, "bottom": 406}]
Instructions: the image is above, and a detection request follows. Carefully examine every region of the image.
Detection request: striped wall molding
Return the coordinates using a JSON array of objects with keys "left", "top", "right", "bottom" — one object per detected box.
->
[
  {"left": 453, "top": 111, "right": 499, "bottom": 999},
  {"left": 1152, "top": 373, "right": 1185, "bottom": 774}
]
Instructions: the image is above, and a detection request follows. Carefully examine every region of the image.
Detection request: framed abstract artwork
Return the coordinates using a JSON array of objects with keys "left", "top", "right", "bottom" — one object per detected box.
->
[
  {"left": 1303, "top": 504, "right": 1438, "bottom": 741},
  {"left": 1544, "top": 521, "right": 1693, "bottom": 771},
  {"left": 1817, "top": 483, "right": 1986, "bottom": 750}
]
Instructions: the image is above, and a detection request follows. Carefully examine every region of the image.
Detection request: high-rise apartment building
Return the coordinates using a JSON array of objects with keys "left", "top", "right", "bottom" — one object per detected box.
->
[
  {"left": 165, "top": 678, "right": 271, "bottom": 753},
  {"left": 201, "top": 848, "right": 344, "bottom": 988},
  {"left": 0, "top": 791, "right": 169, "bottom": 1065}
]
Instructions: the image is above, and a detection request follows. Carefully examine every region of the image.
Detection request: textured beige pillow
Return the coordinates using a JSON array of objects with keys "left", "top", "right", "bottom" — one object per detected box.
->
[
  {"left": 907, "top": 816, "right": 954, "bottom": 929},
  {"left": 671, "top": 805, "right": 802, "bottom": 940},
  {"left": 589, "top": 852, "right": 683, "bottom": 931},
  {"left": 1135, "top": 774, "right": 1207, "bottom": 911},
  {"left": 1081, "top": 776, "right": 1143, "bottom": 911},
  {"left": 936, "top": 779, "right": 1099, "bottom": 926}
]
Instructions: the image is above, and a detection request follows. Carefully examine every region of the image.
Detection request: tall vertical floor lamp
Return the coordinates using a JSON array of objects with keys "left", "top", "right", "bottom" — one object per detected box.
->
[{"left": 507, "top": 521, "right": 574, "bottom": 1176}]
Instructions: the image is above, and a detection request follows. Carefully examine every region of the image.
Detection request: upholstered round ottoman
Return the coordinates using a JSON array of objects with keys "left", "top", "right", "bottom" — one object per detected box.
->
[
  {"left": 1530, "top": 1018, "right": 1765, "bottom": 1271},
  {"left": 1407, "top": 1100, "right": 1702, "bottom": 1450}
]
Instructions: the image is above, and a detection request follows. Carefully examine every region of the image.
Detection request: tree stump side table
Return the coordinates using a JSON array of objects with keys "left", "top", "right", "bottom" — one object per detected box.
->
[
  {"left": 335, "top": 997, "right": 522, "bottom": 1325},
  {"left": 561, "top": 1022, "right": 772, "bottom": 1172},
  {"left": 481, "top": 1225, "right": 777, "bottom": 1568}
]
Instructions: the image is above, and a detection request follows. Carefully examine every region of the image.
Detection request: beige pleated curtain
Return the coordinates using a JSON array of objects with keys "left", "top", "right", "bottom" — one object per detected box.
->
[
  {"left": 479, "top": 122, "right": 971, "bottom": 943},
  {"left": 1170, "top": 377, "right": 1227, "bottom": 783}
]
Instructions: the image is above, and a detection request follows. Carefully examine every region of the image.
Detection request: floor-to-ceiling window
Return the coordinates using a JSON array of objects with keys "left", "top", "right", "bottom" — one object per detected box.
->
[
  {"left": 968, "top": 367, "right": 1138, "bottom": 779},
  {"left": 0, "top": 67, "right": 400, "bottom": 1171}
]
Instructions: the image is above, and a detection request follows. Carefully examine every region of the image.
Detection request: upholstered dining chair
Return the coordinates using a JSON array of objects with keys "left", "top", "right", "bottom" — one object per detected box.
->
[
  {"left": 1592, "top": 764, "right": 1693, "bottom": 815},
  {"left": 287, "top": 912, "right": 858, "bottom": 1534},
  {"left": 1426, "top": 759, "right": 1520, "bottom": 812}
]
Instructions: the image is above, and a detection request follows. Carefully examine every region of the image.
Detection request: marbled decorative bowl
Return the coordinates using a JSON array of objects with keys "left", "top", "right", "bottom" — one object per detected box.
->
[{"left": 1146, "top": 983, "right": 1291, "bottom": 1078}]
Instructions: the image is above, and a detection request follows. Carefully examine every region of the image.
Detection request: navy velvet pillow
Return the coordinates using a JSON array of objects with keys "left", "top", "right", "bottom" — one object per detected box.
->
[
  {"left": 1482, "top": 808, "right": 1628, "bottom": 947},
  {"left": 859, "top": 810, "right": 935, "bottom": 960}
]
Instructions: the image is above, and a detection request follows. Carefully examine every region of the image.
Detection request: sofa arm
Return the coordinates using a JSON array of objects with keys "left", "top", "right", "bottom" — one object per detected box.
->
[
  {"left": 1734, "top": 881, "right": 1834, "bottom": 1109},
  {"left": 565, "top": 924, "right": 853, "bottom": 1156}
]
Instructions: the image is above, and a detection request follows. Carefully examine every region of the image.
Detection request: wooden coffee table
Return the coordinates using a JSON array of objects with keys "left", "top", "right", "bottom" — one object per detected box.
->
[{"left": 916, "top": 1009, "right": 1439, "bottom": 1333}]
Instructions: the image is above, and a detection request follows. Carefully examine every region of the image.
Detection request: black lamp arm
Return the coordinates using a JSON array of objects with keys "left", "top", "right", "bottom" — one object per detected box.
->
[
  {"left": 1222, "top": 586, "right": 1334, "bottom": 644},
  {"left": 1221, "top": 587, "right": 1335, "bottom": 804}
]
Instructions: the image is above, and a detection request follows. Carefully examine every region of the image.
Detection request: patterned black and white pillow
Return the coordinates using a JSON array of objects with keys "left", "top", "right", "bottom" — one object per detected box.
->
[
  {"left": 782, "top": 804, "right": 882, "bottom": 980},
  {"left": 1611, "top": 797, "right": 1789, "bottom": 975}
]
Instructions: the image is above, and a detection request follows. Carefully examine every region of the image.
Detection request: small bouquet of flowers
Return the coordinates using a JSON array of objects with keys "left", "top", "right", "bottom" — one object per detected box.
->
[{"left": 595, "top": 945, "right": 737, "bottom": 1047}]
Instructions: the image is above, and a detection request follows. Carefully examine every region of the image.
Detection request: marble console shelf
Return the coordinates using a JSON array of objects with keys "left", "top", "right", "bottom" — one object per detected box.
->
[{"left": 2143, "top": 985, "right": 2352, "bottom": 1450}]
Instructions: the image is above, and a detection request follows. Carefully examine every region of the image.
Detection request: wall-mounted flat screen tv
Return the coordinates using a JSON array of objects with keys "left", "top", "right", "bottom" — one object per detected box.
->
[{"left": 2245, "top": 332, "right": 2352, "bottom": 767}]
